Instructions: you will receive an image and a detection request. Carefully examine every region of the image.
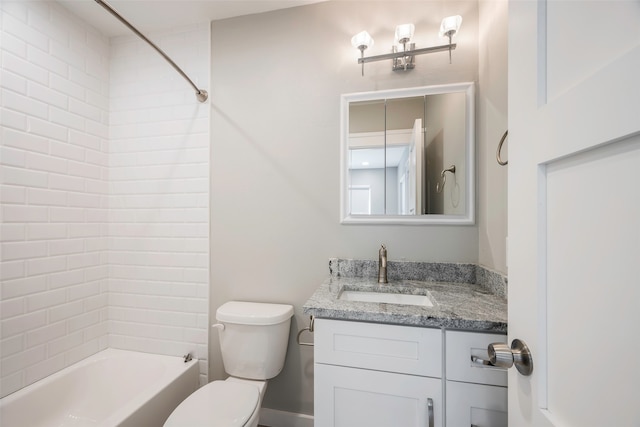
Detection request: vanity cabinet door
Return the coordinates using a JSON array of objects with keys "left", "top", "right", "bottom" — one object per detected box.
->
[
  {"left": 445, "top": 381, "right": 507, "bottom": 427},
  {"left": 315, "top": 363, "right": 442, "bottom": 427}
]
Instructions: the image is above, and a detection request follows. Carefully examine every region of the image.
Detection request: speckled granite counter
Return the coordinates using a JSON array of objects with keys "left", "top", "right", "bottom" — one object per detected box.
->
[{"left": 303, "top": 259, "right": 508, "bottom": 333}]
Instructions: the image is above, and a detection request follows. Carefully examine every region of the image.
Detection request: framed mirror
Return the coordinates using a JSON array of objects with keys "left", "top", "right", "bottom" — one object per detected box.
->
[{"left": 340, "top": 82, "right": 475, "bottom": 225}]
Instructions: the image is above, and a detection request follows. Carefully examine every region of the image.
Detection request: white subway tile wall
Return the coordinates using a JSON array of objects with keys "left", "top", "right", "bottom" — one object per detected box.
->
[
  {"left": 1, "top": 0, "right": 110, "bottom": 397},
  {"left": 1, "top": 1, "right": 210, "bottom": 396},
  {"left": 107, "top": 25, "right": 210, "bottom": 385}
]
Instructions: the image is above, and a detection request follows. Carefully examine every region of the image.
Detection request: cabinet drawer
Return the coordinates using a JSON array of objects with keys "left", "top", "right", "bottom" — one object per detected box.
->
[
  {"left": 445, "top": 330, "right": 507, "bottom": 386},
  {"left": 445, "top": 381, "right": 507, "bottom": 427},
  {"left": 314, "top": 318, "right": 442, "bottom": 377}
]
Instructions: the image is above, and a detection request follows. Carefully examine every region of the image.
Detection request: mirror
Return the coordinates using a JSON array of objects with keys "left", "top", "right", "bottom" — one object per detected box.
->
[{"left": 340, "top": 82, "right": 475, "bottom": 225}]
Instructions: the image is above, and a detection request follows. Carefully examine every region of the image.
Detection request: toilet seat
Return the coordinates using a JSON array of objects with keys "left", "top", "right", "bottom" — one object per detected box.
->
[{"left": 164, "top": 381, "right": 259, "bottom": 427}]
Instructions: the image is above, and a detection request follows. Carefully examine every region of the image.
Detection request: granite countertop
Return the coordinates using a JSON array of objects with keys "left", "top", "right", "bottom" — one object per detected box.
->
[{"left": 303, "top": 275, "right": 508, "bottom": 333}]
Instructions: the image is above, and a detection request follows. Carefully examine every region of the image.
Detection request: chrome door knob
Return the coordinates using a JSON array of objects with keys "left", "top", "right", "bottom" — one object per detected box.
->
[
  {"left": 488, "top": 338, "right": 533, "bottom": 376},
  {"left": 488, "top": 342, "right": 514, "bottom": 368}
]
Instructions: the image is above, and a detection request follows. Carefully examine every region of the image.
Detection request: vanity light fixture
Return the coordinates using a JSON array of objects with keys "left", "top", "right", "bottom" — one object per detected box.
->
[
  {"left": 439, "top": 15, "right": 463, "bottom": 64},
  {"left": 351, "top": 30, "right": 374, "bottom": 76},
  {"left": 352, "top": 15, "right": 462, "bottom": 76}
]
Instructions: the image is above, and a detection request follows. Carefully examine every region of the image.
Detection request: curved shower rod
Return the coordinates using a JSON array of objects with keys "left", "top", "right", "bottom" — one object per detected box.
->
[{"left": 94, "top": 0, "right": 208, "bottom": 103}]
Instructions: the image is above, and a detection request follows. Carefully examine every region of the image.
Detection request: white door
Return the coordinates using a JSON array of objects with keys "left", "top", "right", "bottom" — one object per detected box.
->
[
  {"left": 407, "top": 118, "right": 423, "bottom": 214},
  {"left": 349, "top": 185, "right": 371, "bottom": 214},
  {"left": 508, "top": 1, "right": 640, "bottom": 426}
]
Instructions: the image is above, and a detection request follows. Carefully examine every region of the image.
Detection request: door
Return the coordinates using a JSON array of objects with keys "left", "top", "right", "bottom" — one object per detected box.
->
[
  {"left": 349, "top": 185, "right": 371, "bottom": 214},
  {"left": 407, "top": 118, "right": 424, "bottom": 215},
  {"left": 508, "top": 1, "right": 640, "bottom": 426}
]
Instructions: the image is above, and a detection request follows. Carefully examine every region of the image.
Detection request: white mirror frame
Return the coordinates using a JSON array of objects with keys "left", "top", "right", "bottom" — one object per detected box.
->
[{"left": 340, "top": 82, "right": 475, "bottom": 225}]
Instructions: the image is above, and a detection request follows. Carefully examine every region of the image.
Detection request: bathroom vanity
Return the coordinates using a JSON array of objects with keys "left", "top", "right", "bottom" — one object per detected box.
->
[{"left": 303, "top": 259, "right": 508, "bottom": 427}]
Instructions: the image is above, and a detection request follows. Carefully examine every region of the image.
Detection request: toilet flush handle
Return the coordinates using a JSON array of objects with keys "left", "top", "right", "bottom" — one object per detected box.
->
[{"left": 211, "top": 323, "right": 225, "bottom": 331}]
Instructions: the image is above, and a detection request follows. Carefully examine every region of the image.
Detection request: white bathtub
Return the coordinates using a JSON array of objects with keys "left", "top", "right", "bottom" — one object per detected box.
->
[{"left": 0, "top": 348, "right": 199, "bottom": 427}]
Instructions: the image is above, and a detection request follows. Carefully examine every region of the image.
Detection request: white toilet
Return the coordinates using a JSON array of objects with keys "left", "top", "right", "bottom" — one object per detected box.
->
[{"left": 164, "top": 301, "right": 294, "bottom": 427}]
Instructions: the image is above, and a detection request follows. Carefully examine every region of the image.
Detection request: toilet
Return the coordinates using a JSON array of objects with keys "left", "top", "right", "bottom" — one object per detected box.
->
[{"left": 164, "top": 301, "right": 294, "bottom": 427}]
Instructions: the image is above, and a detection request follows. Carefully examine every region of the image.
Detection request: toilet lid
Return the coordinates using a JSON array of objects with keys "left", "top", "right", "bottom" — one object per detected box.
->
[{"left": 164, "top": 381, "right": 259, "bottom": 427}]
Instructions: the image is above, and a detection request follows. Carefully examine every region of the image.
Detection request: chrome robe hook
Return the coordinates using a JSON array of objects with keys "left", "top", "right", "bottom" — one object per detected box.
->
[
  {"left": 497, "top": 130, "right": 508, "bottom": 165},
  {"left": 436, "top": 165, "right": 456, "bottom": 193}
]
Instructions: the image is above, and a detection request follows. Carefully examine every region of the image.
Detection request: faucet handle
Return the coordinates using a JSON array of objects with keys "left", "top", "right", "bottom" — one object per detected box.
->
[
  {"left": 379, "top": 244, "right": 387, "bottom": 266},
  {"left": 378, "top": 244, "right": 388, "bottom": 283}
]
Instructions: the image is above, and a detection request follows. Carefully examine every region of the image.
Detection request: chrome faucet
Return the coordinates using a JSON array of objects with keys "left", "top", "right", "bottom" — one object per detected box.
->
[{"left": 378, "top": 244, "right": 388, "bottom": 284}]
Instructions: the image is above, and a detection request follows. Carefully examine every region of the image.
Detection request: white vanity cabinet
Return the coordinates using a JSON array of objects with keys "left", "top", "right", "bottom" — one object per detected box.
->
[
  {"left": 445, "top": 330, "right": 508, "bottom": 427},
  {"left": 313, "top": 320, "right": 508, "bottom": 427},
  {"left": 314, "top": 319, "right": 443, "bottom": 427}
]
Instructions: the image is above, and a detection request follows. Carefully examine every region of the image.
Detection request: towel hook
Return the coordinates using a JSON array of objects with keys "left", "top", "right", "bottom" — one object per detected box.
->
[
  {"left": 496, "top": 130, "right": 508, "bottom": 166},
  {"left": 296, "top": 315, "right": 314, "bottom": 347},
  {"left": 436, "top": 165, "right": 456, "bottom": 193}
]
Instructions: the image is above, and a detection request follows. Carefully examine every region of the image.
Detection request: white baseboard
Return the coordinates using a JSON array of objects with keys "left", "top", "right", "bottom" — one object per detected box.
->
[{"left": 259, "top": 408, "right": 314, "bottom": 427}]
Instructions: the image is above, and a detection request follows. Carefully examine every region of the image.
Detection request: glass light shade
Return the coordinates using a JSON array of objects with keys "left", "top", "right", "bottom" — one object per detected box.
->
[
  {"left": 439, "top": 15, "right": 462, "bottom": 37},
  {"left": 394, "top": 23, "right": 415, "bottom": 43},
  {"left": 351, "top": 31, "right": 374, "bottom": 49}
]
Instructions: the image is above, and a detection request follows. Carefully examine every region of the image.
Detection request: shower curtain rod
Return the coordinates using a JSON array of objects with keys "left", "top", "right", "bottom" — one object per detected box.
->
[{"left": 94, "top": 0, "right": 208, "bottom": 103}]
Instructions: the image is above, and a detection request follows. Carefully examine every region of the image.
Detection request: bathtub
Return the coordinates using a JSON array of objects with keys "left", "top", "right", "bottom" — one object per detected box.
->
[{"left": 0, "top": 348, "right": 199, "bottom": 427}]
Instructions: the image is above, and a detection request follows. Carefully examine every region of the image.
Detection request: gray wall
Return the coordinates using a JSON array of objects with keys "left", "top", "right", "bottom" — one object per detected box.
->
[
  {"left": 209, "top": 1, "right": 480, "bottom": 415},
  {"left": 425, "top": 92, "right": 467, "bottom": 215},
  {"left": 478, "top": 0, "right": 508, "bottom": 274}
]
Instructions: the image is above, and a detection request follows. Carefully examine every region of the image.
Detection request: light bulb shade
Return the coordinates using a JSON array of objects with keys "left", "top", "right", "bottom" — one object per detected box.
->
[
  {"left": 439, "top": 15, "right": 462, "bottom": 37},
  {"left": 351, "top": 31, "right": 374, "bottom": 49},
  {"left": 394, "top": 23, "right": 415, "bottom": 43}
]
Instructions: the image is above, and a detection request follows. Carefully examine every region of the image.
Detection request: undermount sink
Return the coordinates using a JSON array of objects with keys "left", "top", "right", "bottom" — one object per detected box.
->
[{"left": 338, "top": 289, "right": 434, "bottom": 307}]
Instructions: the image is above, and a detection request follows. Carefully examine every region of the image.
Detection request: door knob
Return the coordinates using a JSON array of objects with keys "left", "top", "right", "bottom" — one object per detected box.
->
[{"left": 487, "top": 338, "right": 533, "bottom": 376}]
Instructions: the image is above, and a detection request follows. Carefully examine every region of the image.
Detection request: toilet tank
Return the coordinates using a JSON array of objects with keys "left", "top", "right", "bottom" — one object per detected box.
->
[{"left": 215, "top": 301, "right": 294, "bottom": 380}]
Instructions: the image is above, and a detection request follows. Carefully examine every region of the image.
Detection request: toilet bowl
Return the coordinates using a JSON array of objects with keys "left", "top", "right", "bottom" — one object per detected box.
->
[{"left": 164, "top": 301, "right": 294, "bottom": 427}]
